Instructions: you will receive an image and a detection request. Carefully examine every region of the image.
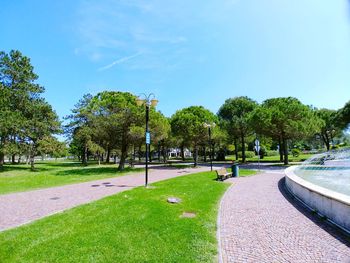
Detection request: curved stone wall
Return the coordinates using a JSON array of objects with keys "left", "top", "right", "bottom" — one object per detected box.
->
[{"left": 285, "top": 166, "right": 350, "bottom": 233}]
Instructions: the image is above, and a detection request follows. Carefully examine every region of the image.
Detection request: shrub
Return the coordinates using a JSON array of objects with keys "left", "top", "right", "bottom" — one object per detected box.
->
[
  {"left": 266, "top": 150, "right": 279, "bottom": 157},
  {"left": 331, "top": 145, "right": 340, "bottom": 150},
  {"left": 292, "top": 148, "right": 301, "bottom": 157},
  {"left": 238, "top": 151, "right": 255, "bottom": 159}
]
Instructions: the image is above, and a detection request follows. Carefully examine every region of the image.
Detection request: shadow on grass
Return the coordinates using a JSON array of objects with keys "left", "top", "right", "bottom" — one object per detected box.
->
[
  {"left": 36, "top": 162, "right": 88, "bottom": 168},
  {"left": 0, "top": 165, "right": 50, "bottom": 173},
  {"left": 54, "top": 167, "right": 143, "bottom": 177},
  {"left": 278, "top": 177, "right": 350, "bottom": 245}
]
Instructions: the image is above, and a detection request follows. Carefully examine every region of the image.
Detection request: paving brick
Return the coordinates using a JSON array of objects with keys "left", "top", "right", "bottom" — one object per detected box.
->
[{"left": 218, "top": 172, "right": 350, "bottom": 263}]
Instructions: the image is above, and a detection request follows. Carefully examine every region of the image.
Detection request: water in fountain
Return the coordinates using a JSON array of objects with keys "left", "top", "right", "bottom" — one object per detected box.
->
[{"left": 294, "top": 148, "right": 350, "bottom": 196}]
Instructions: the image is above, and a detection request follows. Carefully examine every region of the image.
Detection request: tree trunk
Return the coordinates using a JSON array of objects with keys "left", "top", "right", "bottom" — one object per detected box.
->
[
  {"left": 193, "top": 145, "right": 198, "bottom": 167},
  {"left": 98, "top": 153, "right": 101, "bottom": 165},
  {"left": 11, "top": 154, "right": 16, "bottom": 164},
  {"left": 181, "top": 144, "right": 185, "bottom": 161},
  {"left": 18, "top": 155, "right": 21, "bottom": 164},
  {"left": 282, "top": 136, "right": 289, "bottom": 165},
  {"left": 322, "top": 134, "right": 330, "bottom": 151},
  {"left": 158, "top": 143, "right": 161, "bottom": 162},
  {"left": 106, "top": 147, "right": 110, "bottom": 163},
  {"left": 241, "top": 134, "right": 246, "bottom": 163},
  {"left": 149, "top": 148, "right": 152, "bottom": 162},
  {"left": 278, "top": 137, "right": 284, "bottom": 162},
  {"left": 203, "top": 146, "right": 207, "bottom": 162},
  {"left": 234, "top": 138, "right": 239, "bottom": 161},
  {"left": 0, "top": 152, "right": 4, "bottom": 168},
  {"left": 133, "top": 146, "right": 136, "bottom": 164},
  {"left": 162, "top": 145, "right": 167, "bottom": 163},
  {"left": 138, "top": 146, "right": 142, "bottom": 161},
  {"left": 118, "top": 140, "right": 128, "bottom": 171},
  {"left": 82, "top": 144, "right": 88, "bottom": 166},
  {"left": 30, "top": 153, "right": 35, "bottom": 171}
]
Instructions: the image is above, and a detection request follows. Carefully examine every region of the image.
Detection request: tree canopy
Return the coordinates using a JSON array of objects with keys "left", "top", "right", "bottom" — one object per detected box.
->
[
  {"left": 218, "top": 96, "right": 257, "bottom": 162},
  {"left": 250, "top": 97, "right": 320, "bottom": 164},
  {"left": 0, "top": 50, "right": 60, "bottom": 169},
  {"left": 171, "top": 106, "right": 217, "bottom": 166}
]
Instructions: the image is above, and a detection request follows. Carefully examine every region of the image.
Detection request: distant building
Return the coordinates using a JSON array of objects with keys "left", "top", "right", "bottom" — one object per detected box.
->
[{"left": 168, "top": 148, "right": 192, "bottom": 158}]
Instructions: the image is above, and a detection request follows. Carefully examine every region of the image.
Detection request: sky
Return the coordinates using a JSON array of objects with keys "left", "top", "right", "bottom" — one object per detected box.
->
[{"left": 1, "top": 0, "right": 350, "bottom": 121}]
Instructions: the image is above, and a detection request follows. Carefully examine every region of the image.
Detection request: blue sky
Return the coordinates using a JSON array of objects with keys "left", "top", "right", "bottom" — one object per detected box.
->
[{"left": 1, "top": 0, "right": 350, "bottom": 120}]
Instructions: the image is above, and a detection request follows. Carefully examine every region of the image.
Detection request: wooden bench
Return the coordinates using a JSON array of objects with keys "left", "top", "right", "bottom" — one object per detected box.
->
[{"left": 216, "top": 168, "right": 232, "bottom": 181}]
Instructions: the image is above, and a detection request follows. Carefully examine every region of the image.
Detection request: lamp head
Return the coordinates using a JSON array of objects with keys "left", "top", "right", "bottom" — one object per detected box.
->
[
  {"left": 150, "top": 99, "right": 158, "bottom": 107},
  {"left": 136, "top": 98, "right": 145, "bottom": 106}
]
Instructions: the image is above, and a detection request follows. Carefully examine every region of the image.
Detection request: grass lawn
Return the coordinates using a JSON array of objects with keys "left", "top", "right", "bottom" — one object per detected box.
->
[
  {"left": 0, "top": 161, "right": 143, "bottom": 195},
  {"left": 236, "top": 169, "right": 258, "bottom": 177},
  {"left": 225, "top": 153, "right": 313, "bottom": 163},
  {"left": 0, "top": 170, "right": 234, "bottom": 262}
]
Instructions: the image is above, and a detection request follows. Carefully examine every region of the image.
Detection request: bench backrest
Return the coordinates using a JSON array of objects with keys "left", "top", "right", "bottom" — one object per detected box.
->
[{"left": 216, "top": 168, "right": 228, "bottom": 176}]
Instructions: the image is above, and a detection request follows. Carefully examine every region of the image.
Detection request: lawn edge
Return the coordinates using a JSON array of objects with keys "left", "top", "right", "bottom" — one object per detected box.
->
[{"left": 217, "top": 181, "right": 234, "bottom": 263}]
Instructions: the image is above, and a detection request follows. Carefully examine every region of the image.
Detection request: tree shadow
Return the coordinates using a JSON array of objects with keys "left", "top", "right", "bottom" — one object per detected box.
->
[
  {"left": 278, "top": 177, "right": 350, "bottom": 246},
  {"left": 54, "top": 167, "right": 141, "bottom": 177},
  {"left": 0, "top": 165, "right": 50, "bottom": 173},
  {"left": 38, "top": 162, "right": 88, "bottom": 168}
]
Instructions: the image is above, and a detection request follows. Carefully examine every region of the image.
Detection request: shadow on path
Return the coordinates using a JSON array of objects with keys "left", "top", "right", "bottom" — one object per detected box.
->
[{"left": 278, "top": 177, "right": 350, "bottom": 247}]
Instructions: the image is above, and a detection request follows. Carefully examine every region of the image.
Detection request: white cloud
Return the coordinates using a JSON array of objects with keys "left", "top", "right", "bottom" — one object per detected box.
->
[{"left": 98, "top": 52, "right": 142, "bottom": 71}]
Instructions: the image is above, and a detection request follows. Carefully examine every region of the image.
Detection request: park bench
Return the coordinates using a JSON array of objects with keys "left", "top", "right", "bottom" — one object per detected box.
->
[{"left": 216, "top": 168, "right": 232, "bottom": 181}]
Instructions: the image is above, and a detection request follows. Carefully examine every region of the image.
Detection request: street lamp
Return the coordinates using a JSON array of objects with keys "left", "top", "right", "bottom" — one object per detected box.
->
[
  {"left": 136, "top": 93, "right": 158, "bottom": 187},
  {"left": 204, "top": 123, "right": 216, "bottom": 171}
]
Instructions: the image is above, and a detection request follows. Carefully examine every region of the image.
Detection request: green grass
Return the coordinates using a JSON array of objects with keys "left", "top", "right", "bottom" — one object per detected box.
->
[
  {"left": 236, "top": 169, "right": 257, "bottom": 177},
  {"left": 225, "top": 153, "right": 313, "bottom": 163},
  {"left": 0, "top": 161, "right": 143, "bottom": 195},
  {"left": 166, "top": 163, "right": 194, "bottom": 169},
  {"left": 0, "top": 170, "right": 230, "bottom": 262}
]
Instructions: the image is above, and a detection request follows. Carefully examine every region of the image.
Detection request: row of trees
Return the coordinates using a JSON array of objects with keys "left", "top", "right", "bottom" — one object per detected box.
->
[
  {"left": 65, "top": 91, "right": 170, "bottom": 170},
  {"left": 68, "top": 93, "right": 350, "bottom": 167},
  {"left": 1, "top": 50, "right": 350, "bottom": 169}
]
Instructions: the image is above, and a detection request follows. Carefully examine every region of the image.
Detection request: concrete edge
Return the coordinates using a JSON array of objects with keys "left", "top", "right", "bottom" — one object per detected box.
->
[
  {"left": 217, "top": 181, "right": 235, "bottom": 263},
  {"left": 284, "top": 166, "right": 350, "bottom": 234},
  {"left": 285, "top": 166, "right": 350, "bottom": 206}
]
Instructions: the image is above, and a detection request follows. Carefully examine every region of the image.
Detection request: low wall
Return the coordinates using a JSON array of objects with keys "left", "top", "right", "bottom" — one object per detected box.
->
[{"left": 285, "top": 166, "right": 350, "bottom": 233}]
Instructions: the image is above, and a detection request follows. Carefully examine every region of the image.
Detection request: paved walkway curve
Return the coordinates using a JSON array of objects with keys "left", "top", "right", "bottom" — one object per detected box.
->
[
  {"left": 218, "top": 172, "right": 350, "bottom": 263},
  {"left": 0, "top": 166, "right": 211, "bottom": 231}
]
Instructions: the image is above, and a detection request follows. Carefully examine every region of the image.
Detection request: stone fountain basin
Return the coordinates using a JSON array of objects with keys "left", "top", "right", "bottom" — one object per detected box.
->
[{"left": 285, "top": 166, "right": 350, "bottom": 233}]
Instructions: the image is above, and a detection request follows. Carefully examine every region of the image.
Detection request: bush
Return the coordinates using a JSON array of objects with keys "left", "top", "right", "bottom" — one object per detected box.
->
[
  {"left": 238, "top": 151, "right": 255, "bottom": 159},
  {"left": 331, "top": 145, "right": 340, "bottom": 150},
  {"left": 292, "top": 148, "right": 301, "bottom": 157},
  {"left": 266, "top": 150, "right": 279, "bottom": 157}
]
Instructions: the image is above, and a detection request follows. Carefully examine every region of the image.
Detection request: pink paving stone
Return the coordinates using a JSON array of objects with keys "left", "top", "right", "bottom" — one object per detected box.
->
[
  {"left": 0, "top": 166, "right": 210, "bottom": 231},
  {"left": 218, "top": 172, "right": 350, "bottom": 263}
]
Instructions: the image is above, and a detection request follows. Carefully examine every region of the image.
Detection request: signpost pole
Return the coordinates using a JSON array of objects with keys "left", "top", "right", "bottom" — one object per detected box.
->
[
  {"left": 255, "top": 138, "right": 260, "bottom": 171},
  {"left": 145, "top": 105, "right": 150, "bottom": 187}
]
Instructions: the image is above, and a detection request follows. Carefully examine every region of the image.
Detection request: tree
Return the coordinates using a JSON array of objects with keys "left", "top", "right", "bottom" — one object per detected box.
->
[
  {"left": 338, "top": 100, "right": 350, "bottom": 130},
  {"left": 65, "top": 94, "right": 94, "bottom": 166},
  {"left": 218, "top": 96, "right": 257, "bottom": 162},
  {"left": 316, "top": 109, "right": 341, "bottom": 151},
  {"left": 38, "top": 136, "right": 67, "bottom": 160},
  {"left": 87, "top": 91, "right": 143, "bottom": 170},
  {"left": 0, "top": 50, "right": 59, "bottom": 168},
  {"left": 24, "top": 99, "right": 61, "bottom": 169},
  {"left": 171, "top": 106, "right": 217, "bottom": 166},
  {"left": 250, "top": 97, "right": 320, "bottom": 165},
  {"left": 148, "top": 110, "right": 171, "bottom": 162}
]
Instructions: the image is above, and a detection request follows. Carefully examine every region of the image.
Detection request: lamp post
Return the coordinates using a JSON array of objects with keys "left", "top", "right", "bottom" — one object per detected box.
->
[
  {"left": 204, "top": 123, "right": 216, "bottom": 171},
  {"left": 136, "top": 93, "right": 158, "bottom": 187}
]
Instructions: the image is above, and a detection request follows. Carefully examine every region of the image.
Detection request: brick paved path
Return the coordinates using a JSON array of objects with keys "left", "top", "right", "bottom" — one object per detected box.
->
[
  {"left": 0, "top": 166, "right": 210, "bottom": 231},
  {"left": 218, "top": 172, "right": 350, "bottom": 263}
]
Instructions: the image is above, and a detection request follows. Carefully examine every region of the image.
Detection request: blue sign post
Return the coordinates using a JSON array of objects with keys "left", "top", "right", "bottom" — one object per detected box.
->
[
  {"left": 146, "top": 132, "right": 151, "bottom": 145},
  {"left": 255, "top": 139, "right": 260, "bottom": 170}
]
